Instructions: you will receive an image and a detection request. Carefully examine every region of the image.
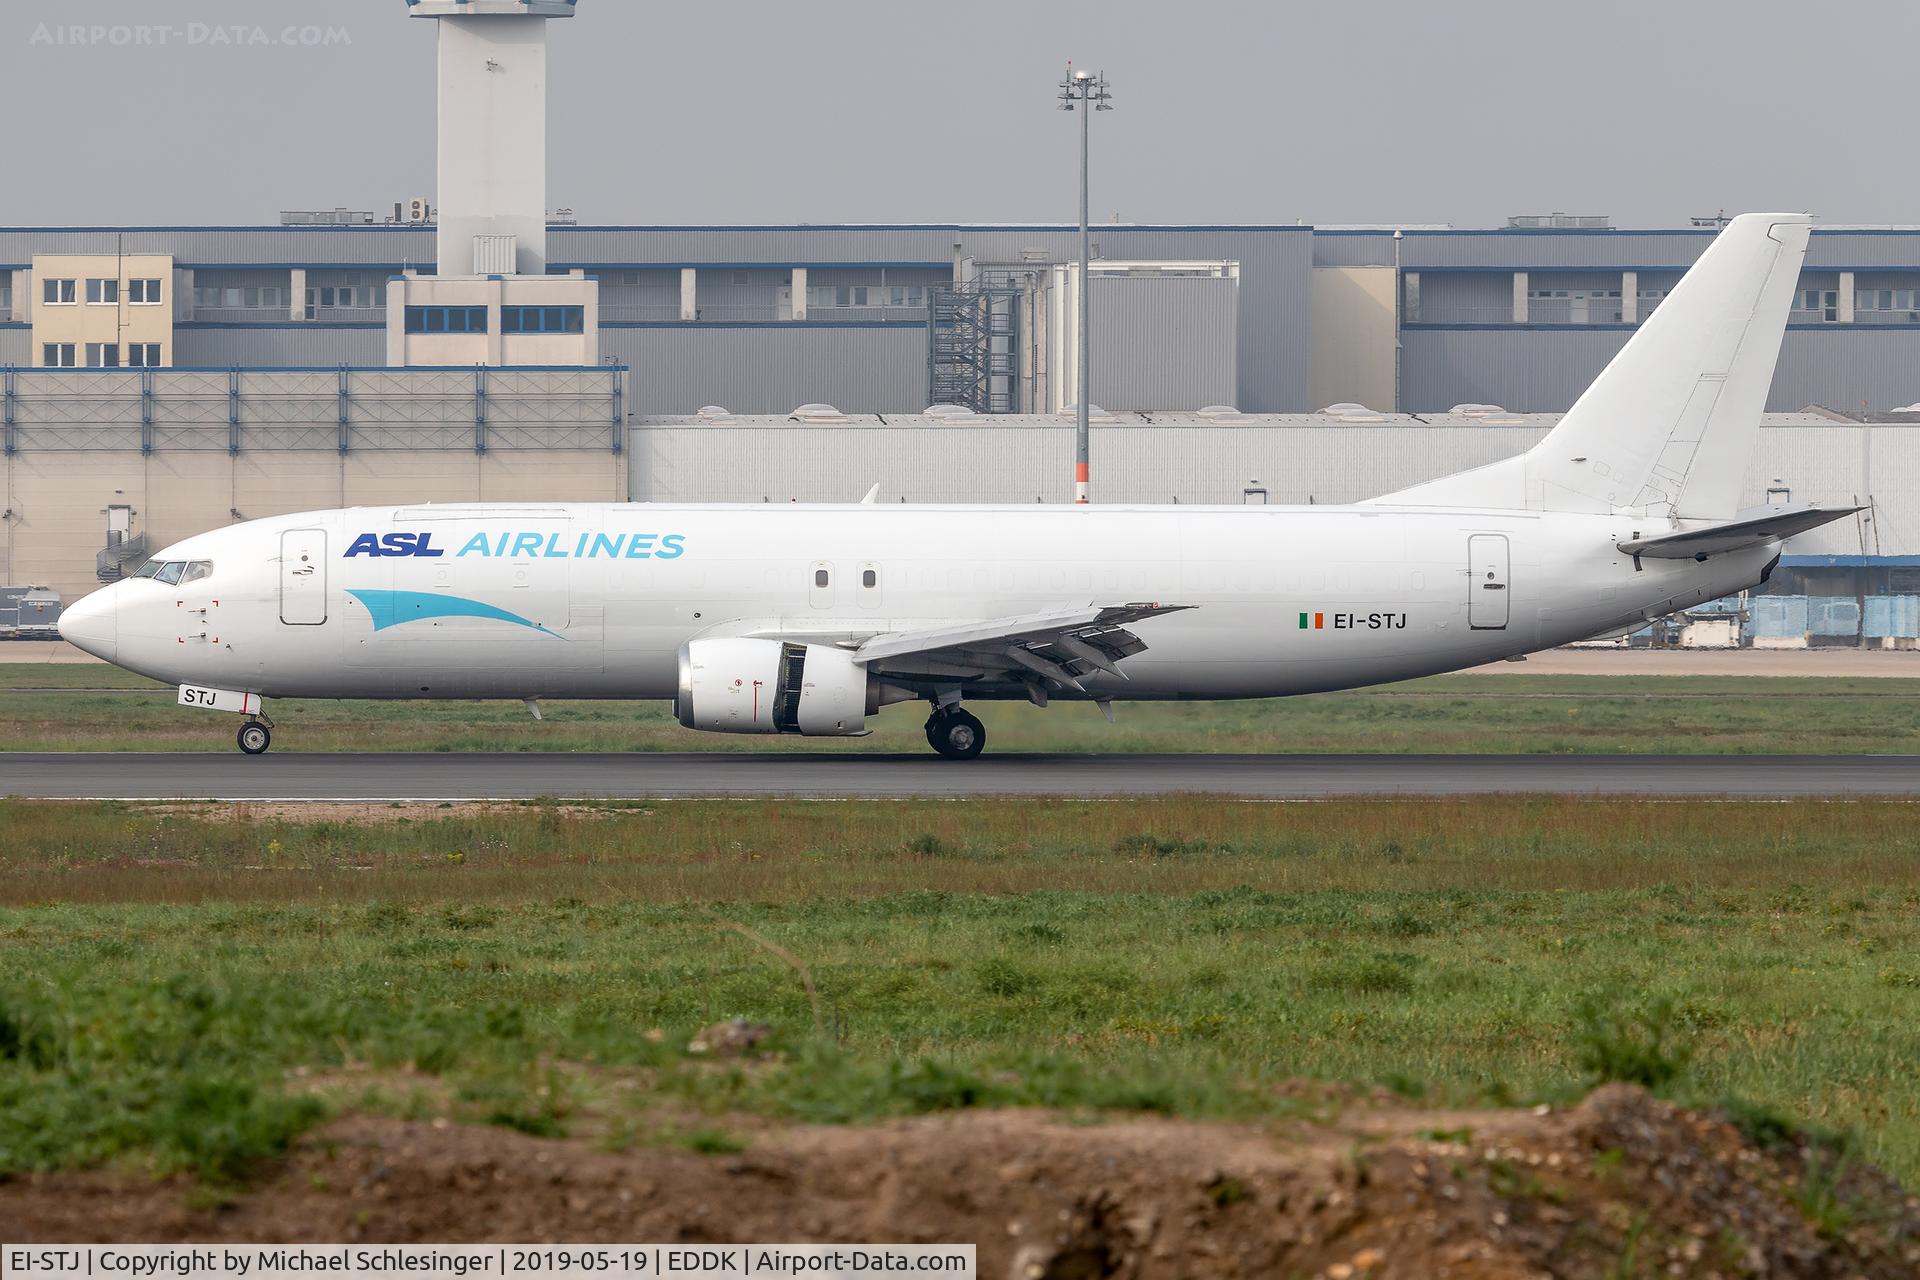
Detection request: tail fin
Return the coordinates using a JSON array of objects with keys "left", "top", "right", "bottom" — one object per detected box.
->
[{"left": 1371, "top": 212, "right": 1813, "bottom": 518}]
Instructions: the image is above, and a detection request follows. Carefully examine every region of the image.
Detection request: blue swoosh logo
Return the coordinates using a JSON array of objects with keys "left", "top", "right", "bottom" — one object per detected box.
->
[{"left": 347, "top": 589, "right": 563, "bottom": 637}]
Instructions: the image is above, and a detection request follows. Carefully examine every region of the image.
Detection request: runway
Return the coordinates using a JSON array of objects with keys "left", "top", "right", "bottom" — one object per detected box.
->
[{"left": 3, "top": 752, "right": 1917, "bottom": 801}]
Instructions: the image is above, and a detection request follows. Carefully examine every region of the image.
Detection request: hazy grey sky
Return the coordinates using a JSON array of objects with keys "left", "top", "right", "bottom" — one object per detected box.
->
[{"left": 7, "top": 0, "right": 1907, "bottom": 229}]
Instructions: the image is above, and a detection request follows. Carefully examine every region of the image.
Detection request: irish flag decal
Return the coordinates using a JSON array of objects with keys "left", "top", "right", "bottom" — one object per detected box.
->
[{"left": 1298, "top": 612, "right": 1325, "bottom": 629}]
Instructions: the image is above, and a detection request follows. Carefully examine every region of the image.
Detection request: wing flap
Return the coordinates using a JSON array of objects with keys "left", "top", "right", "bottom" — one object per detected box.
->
[{"left": 854, "top": 603, "right": 1189, "bottom": 689}]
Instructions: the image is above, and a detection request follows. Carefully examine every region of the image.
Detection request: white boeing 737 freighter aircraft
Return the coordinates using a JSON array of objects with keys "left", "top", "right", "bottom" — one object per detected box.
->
[{"left": 59, "top": 213, "right": 1856, "bottom": 758}]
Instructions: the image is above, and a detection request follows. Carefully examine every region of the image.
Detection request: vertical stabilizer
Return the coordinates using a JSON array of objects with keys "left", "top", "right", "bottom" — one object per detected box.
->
[{"left": 1371, "top": 213, "right": 1812, "bottom": 517}]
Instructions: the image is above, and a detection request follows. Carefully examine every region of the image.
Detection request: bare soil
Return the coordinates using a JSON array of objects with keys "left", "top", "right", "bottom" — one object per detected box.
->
[{"left": 5, "top": 1087, "right": 1917, "bottom": 1278}]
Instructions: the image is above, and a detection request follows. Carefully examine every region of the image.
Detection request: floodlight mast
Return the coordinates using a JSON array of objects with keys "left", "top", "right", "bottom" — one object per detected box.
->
[{"left": 1059, "top": 66, "right": 1111, "bottom": 504}]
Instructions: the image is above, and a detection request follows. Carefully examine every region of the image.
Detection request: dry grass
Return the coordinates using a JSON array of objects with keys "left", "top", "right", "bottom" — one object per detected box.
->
[{"left": 4, "top": 795, "right": 1919, "bottom": 906}]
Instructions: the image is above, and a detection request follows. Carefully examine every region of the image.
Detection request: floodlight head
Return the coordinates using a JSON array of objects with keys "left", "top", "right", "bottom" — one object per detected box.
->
[
  {"left": 408, "top": 0, "right": 578, "bottom": 16},
  {"left": 1074, "top": 69, "right": 1093, "bottom": 80}
]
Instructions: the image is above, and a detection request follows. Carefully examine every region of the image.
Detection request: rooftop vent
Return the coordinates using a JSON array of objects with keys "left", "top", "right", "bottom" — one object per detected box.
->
[
  {"left": 791, "top": 402, "right": 849, "bottom": 423},
  {"left": 1059, "top": 404, "right": 1120, "bottom": 423},
  {"left": 1449, "top": 403, "right": 1508, "bottom": 417},
  {"left": 695, "top": 405, "right": 731, "bottom": 419},
  {"left": 1320, "top": 402, "right": 1387, "bottom": 422},
  {"left": 1195, "top": 404, "right": 1251, "bottom": 422},
  {"left": 923, "top": 404, "right": 978, "bottom": 421}
]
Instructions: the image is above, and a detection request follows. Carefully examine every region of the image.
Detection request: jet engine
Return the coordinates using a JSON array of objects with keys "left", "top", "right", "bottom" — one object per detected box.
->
[{"left": 674, "top": 638, "right": 911, "bottom": 736}]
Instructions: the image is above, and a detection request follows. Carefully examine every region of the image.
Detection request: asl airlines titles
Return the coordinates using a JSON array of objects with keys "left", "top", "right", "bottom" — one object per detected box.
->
[{"left": 343, "top": 531, "right": 689, "bottom": 560}]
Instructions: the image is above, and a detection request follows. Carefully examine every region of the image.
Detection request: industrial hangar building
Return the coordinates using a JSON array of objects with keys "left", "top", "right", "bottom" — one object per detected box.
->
[
  {"left": 4, "top": 0, "right": 1914, "bottom": 647},
  {"left": 3, "top": 218, "right": 1920, "bottom": 648},
  {"left": 10, "top": 219, "right": 1920, "bottom": 416}
]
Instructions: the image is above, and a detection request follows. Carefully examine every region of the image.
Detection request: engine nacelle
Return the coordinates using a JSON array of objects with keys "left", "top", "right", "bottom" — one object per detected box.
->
[{"left": 675, "top": 638, "right": 909, "bottom": 736}]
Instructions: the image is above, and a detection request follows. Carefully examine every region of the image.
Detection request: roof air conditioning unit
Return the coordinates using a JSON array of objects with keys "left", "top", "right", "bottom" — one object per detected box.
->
[{"left": 473, "top": 234, "right": 518, "bottom": 276}]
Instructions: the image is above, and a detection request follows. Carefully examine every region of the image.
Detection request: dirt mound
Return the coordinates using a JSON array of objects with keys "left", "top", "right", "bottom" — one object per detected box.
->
[{"left": 6, "top": 1086, "right": 1918, "bottom": 1278}]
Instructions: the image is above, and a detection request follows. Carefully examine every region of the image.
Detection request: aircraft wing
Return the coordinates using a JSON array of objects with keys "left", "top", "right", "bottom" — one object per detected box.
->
[
  {"left": 1615, "top": 504, "right": 1863, "bottom": 560},
  {"left": 855, "top": 603, "right": 1190, "bottom": 700}
]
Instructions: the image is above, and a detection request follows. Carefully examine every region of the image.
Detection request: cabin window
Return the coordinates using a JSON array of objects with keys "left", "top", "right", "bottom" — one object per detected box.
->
[
  {"left": 814, "top": 569, "right": 830, "bottom": 588},
  {"left": 862, "top": 569, "right": 877, "bottom": 588}
]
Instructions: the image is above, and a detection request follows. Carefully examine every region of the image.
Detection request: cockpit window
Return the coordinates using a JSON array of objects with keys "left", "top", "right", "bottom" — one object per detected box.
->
[{"left": 132, "top": 559, "right": 212, "bottom": 585}]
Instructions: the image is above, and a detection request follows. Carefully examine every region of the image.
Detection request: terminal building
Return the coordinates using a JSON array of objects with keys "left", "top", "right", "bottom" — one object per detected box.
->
[{"left": 1, "top": 0, "right": 1917, "bottom": 648}]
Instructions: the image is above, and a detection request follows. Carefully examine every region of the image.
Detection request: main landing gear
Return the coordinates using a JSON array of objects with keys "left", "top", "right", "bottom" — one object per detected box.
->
[
  {"left": 237, "top": 716, "right": 273, "bottom": 755},
  {"left": 925, "top": 706, "right": 986, "bottom": 760}
]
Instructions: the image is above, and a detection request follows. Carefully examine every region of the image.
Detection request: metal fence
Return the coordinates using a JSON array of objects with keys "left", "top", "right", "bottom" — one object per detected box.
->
[{"left": 0, "top": 366, "right": 625, "bottom": 454}]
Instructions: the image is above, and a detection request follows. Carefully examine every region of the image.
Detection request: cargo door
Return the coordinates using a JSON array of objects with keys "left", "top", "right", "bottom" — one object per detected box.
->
[
  {"left": 280, "top": 529, "right": 328, "bottom": 625},
  {"left": 1468, "top": 534, "right": 1509, "bottom": 630}
]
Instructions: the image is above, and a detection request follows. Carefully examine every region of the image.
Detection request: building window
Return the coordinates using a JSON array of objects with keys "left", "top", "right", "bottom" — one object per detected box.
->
[
  {"left": 42, "top": 343, "right": 76, "bottom": 367},
  {"left": 128, "top": 278, "right": 163, "bottom": 305},
  {"left": 86, "top": 278, "right": 120, "bottom": 305},
  {"left": 808, "top": 283, "right": 927, "bottom": 311},
  {"left": 85, "top": 343, "right": 121, "bottom": 368},
  {"left": 1798, "top": 289, "right": 1839, "bottom": 322},
  {"left": 501, "top": 305, "right": 584, "bottom": 334},
  {"left": 1857, "top": 288, "right": 1920, "bottom": 317},
  {"left": 405, "top": 306, "right": 488, "bottom": 334},
  {"left": 127, "top": 343, "right": 162, "bottom": 367},
  {"left": 42, "top": 278, "right": 76, "bottom": 305}
]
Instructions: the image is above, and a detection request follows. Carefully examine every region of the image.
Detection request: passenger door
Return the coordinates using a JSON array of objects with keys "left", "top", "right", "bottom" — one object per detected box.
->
[
  {"left": 280, "top": 529, "right": 328, "bottom": 625},
  {"left": 1467, "top": 534, "right": 1509, "bottom": 630}
]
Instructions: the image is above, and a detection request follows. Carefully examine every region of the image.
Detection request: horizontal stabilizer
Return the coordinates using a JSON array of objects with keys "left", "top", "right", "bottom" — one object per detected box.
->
[{"left": 1615, "top": 505, "right": 1862, "bottom": 560}]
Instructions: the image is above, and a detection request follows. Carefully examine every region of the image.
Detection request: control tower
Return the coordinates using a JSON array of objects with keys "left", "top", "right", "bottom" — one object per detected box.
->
[
  {"left": 408, "top": 0, "right": 578, "bottom": 276},
  {"left": 391, "top": 0, "right": 597, "bottom": 367}
]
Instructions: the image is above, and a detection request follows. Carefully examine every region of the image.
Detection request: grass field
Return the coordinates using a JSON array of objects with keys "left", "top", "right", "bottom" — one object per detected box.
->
[
  {"left": 5, "top": 663, "right": 1920, "bottom": 753},
  {"left": 3, "top": 796, "right": 1918, "bottom": 1188}
]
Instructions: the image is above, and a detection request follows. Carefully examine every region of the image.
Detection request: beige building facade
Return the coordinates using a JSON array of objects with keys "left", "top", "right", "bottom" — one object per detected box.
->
[
  {"left": 1309, "top": 265, "right": 1398, "bottom": 411},
  {"left": 386, "top": 273, "right": 599, "bottom": 367},
  {"left": 28, "top": 254, "right": 175, "bottom": 369}
]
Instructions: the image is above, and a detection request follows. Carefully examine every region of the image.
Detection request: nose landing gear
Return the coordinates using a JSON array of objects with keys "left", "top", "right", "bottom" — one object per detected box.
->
[
  {"left": 237, "top": 717, "right": 273, "bottom": 755},
  {"left": 925, "top": 706, "right": 986, "bottom": 760}
]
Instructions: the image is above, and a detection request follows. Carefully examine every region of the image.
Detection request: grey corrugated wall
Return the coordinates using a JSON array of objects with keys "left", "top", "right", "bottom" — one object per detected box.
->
[
  {"left": 1405, "top": 327, "right": 1920, "bottom": 414},
  {"left": 1090, "top": 275, "right": 1236, "bottom": 411},
  {"left": 173, "top": 326, "right": 385, "bottom": 367},
  {"left": 608, "top": 325, "right": 930, "bottom": 415},
  {"left": 1311, "top": 232, "right": 1397, "bottom": 268},
  {"left": 632, "top": 425, "right": 1072, "bottom": 504},
  {"left": 625, "top": 422, "right": 1920, "bottom": 556}
]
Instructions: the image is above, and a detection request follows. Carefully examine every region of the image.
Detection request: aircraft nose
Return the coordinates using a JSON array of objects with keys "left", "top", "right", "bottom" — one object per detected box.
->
[{"left": 58, "top": 585, "right": 119, "bottom": 663}]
